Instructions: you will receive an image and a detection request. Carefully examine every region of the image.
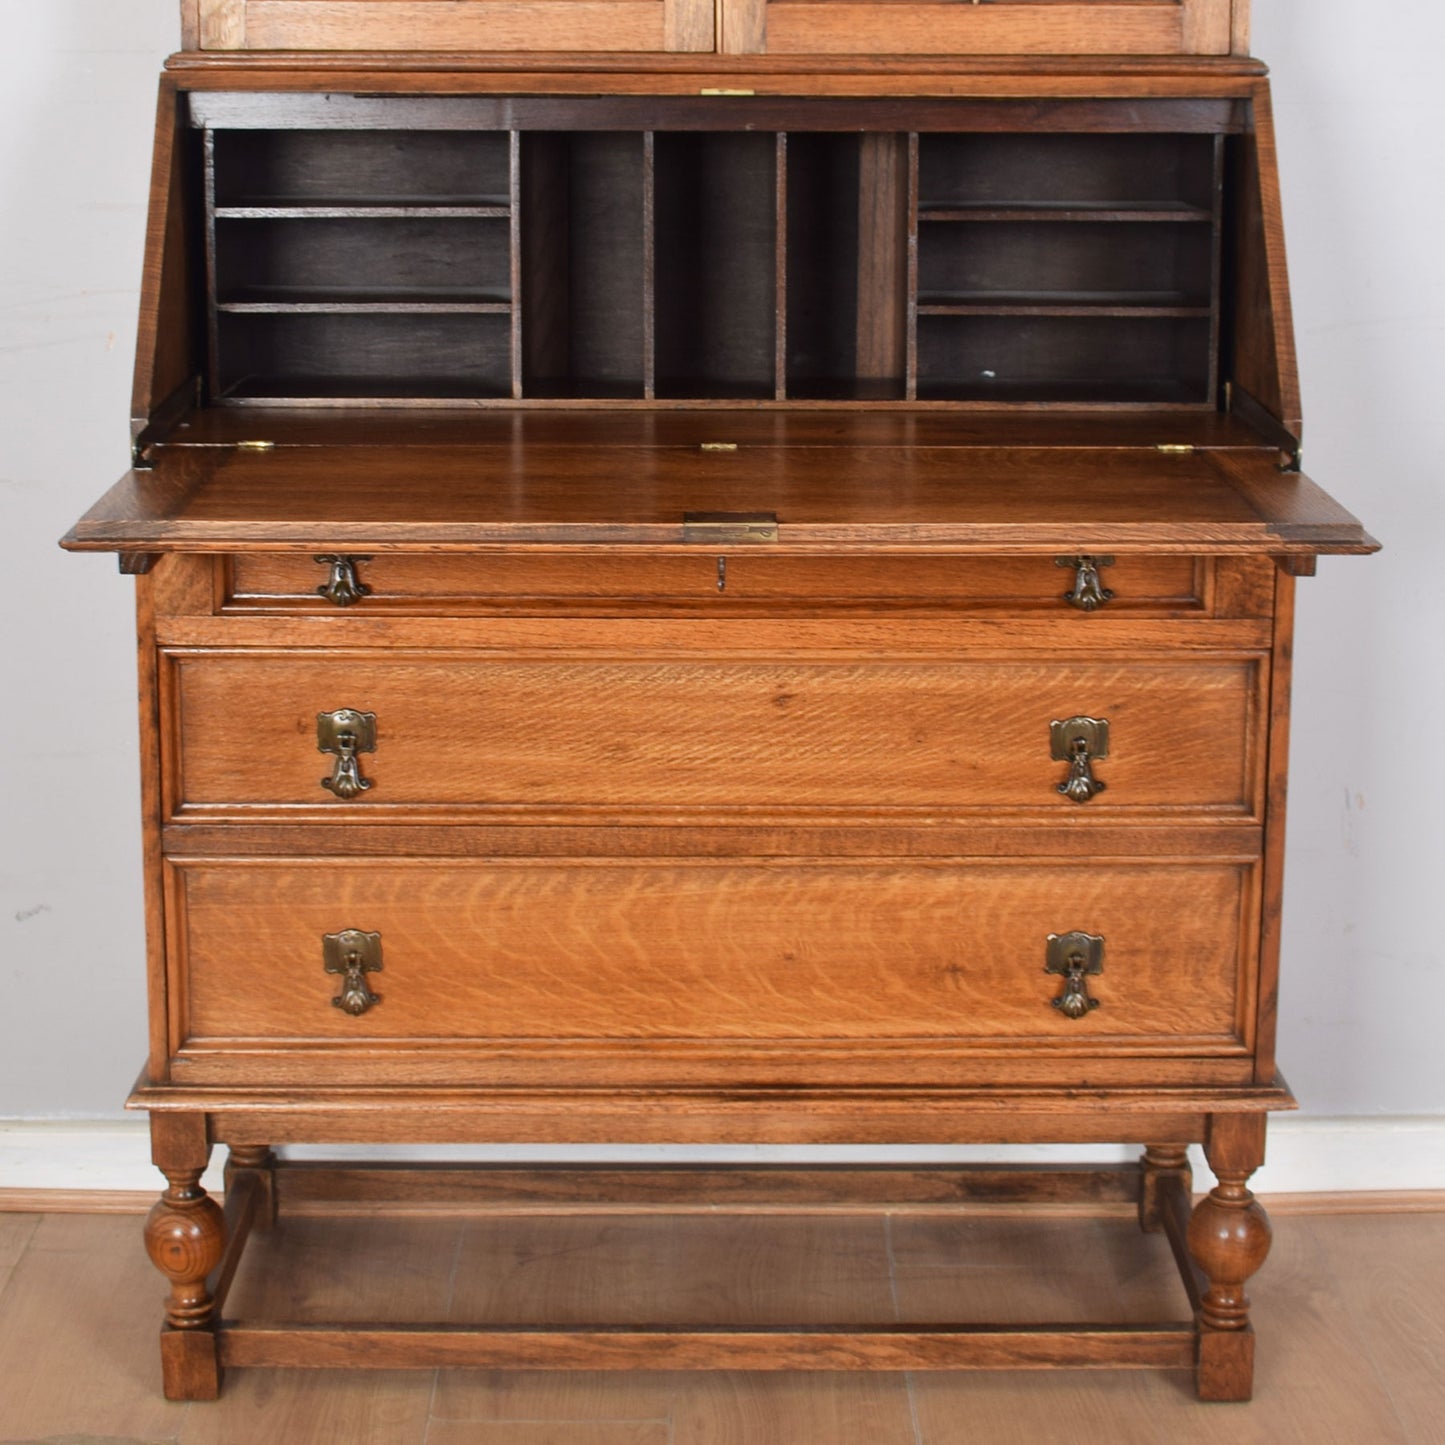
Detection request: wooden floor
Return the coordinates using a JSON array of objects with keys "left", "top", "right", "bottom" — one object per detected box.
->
[{"left": 0, "top": 1203, "right": 1441, "bottom": 1444}]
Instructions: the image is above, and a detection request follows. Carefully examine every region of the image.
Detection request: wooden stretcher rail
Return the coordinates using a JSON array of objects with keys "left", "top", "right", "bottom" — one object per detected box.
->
[{"left": 215, "top": 1322, "right": 1200, "bottom": 1372}]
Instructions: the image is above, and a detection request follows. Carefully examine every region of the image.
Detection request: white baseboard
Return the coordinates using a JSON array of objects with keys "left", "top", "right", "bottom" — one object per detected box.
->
[{"left": 1, "top": 1116, "right": 1442, "bottom": 1199}]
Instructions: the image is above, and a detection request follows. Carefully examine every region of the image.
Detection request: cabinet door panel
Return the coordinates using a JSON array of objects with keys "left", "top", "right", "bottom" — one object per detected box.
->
[
  {"left": 722, "top": 0, "right": 1236, "bottom": 57},
  {"left": 194, "top": 0, "right": 715, "bottom": 53}
]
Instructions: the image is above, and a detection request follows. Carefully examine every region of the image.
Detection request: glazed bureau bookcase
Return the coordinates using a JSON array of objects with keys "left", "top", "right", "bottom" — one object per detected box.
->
[{"left": 63, "top": 0, "right": 1375, "bottom": 1404}]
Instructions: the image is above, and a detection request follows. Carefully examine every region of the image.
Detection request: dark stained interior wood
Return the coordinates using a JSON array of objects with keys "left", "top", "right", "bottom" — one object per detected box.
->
[
  {"left": 653, "top": 131, "right": 778, "bottom": 398},
  {"left": 172, "top": 92, "right": 1271, "bottom": 412}
]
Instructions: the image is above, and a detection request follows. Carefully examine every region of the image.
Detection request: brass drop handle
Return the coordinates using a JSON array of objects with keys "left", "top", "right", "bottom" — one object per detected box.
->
[
  {"left": 318, "top": 709, "right": 377, "bottom": 800},
  {"left": 1046, "top": 931, "right": 1104, "bottom": 1019},
  {"left": 315, "top": 554, "right": 372, "bottom": 607},
  {"left": 324, "top": 929, "right": 382, "bottom": 1016},
  {"left": 1056, "top": 555, "right": 1115, "bottom": 611},
  {"left": 1051, "top": 717, "right": 1109, "bottom": 804}
]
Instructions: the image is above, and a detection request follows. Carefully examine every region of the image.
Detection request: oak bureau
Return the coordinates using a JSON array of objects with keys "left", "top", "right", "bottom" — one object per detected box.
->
[{"left": 63, "top": 0, "right": 1375, "bottom": 1402}]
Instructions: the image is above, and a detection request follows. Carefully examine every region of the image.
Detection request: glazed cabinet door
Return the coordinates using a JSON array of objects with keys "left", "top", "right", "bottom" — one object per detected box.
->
[
  {"left": 720, "top": 0, "right": 1240, "bottom": 56},
  {"left": 188, "top": 0, "right": 715, "bottom": 52}
]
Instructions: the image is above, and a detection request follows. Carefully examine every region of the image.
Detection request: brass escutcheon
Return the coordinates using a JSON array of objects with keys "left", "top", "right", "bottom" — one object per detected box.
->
[
  {"left": 1045, "top": 931, "right": 1104, "bottom": 1019},
  {"left": 315, "top": 554, "right": 372, "bottom": 607},
  {"left": 323, "top": 929, "right": 383, "bottom": 1016},
  {"left": 1056, "top": 555, "right": 1115, "bottom": 611},
  {"left": 318, "top": 709, "right": 377, "bottom": 800}
]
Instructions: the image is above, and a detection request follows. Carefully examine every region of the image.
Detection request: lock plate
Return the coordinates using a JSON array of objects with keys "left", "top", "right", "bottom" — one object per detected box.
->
[
  {"left": 1055, "top": 555, "right": 1115, "bottom": 611},
  {"left": 315, "top": 554, "right": 372, "bottom": 607}
]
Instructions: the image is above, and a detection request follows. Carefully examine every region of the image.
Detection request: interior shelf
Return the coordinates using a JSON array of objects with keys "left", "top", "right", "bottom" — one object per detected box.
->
[
  {"left": 219, "top": 377, "right": 516, "bottom": 404},
  {"left": 215, "top": 201, "right": 511, "bottom": 219},
  {"left": 217, "top": 286, "right": 512, "bottom": 314},
  {"left": 917, "top": 291, "right": 1213, "bottom": 317},
  {"left": 917, "top": 203, "right": 1213, "bottom": 224},
  {"left": 210, "top": 129, "right": 513, "bottom": 207}
]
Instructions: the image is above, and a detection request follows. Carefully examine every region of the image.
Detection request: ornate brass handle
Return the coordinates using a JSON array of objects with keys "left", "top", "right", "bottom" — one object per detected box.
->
[
  {"left": 1056, "top": 555, "right": 1115, "bottom": 611},
  {"left": 323, "top": 930, "right": 382, "bottom": 1016},
  {"left": 315, "top": 554, "right": 372, "bottom": 607},
  {"left": 1046, "top": 931, "right": 1104, "bottom": 1019},
  {"left": 318, "top": 709, "right": 376, "bottom": 800},
  {"left": 1051, "top": 716, "right": 1109, "bottom": 804}
]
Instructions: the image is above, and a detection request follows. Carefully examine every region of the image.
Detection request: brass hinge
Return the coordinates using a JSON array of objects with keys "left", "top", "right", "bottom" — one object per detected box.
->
[
  {"left": 1155, "top": 444, "right": 1195, "bottom": 455},
  {"left": 683, "top": 511, "right": 778, "bottom": 544},
  {"left": 700, "top": 88, "right": 755, "bottom": 97},
  {"left": 237, "top": 439, "right": 275, "bottom": 452}
]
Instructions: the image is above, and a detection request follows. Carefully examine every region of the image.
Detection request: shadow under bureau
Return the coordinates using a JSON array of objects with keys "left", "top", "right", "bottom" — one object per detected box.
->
[{"left": 63, "top": 75, "right": 1375, "bottom": 1402}]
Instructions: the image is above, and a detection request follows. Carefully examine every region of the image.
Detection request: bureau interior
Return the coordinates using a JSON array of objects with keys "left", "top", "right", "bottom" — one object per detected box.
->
[{"left": 196, "top": 96, "right": 1236, "bottom": 408}]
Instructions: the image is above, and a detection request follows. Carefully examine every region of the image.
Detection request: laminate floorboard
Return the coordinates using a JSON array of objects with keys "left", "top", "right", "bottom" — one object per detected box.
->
[
  {"left": 0, "top": 1213, "right": 39, "bottom": 1297},
  {"left": 1307, "top": 1214, "right": 1445, "bottom": 1445},
  {"left": 0, "top": 1215, "right": 189, "bottom": 1440},
  {"left": 0, "top": 1205, "right": 1440, "bottom": 1445}
]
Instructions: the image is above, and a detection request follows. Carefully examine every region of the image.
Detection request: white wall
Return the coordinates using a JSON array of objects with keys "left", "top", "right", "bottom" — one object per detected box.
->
[
  {"left": 1, "top": 2, "right": 1441, "bottom": 1181},
  {"left": 1254, "top": 1, "right": 1445, "bottom": 1118}
]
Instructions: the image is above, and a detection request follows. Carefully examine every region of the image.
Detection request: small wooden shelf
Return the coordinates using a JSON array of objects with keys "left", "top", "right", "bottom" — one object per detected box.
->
[
  {"left": 917, "top": 203, "right": 1213, "bottom": 224},
  {"left": 917, "top": 292, "right": 1212, "bottom": 318},
  {"left": 217, "top": 287, "right": 512, "bottom": 314},
  {"left": 215, "top": 201, "right": 512, "bottom": 219},
  {"left": 219, "top": 376, "right": 516, "bottom": 404},
  {"left": 913, "top": 378, "right": 1213, "bottom": 407}
]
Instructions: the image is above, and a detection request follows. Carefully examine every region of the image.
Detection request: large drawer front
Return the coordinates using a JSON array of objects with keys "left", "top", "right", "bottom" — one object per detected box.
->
[
  {"left": 167, "top": 653, "right": 1263, "bottom": 819},
  {"left": 172, "top": 858, "right": 1254, "bottom": 1055}
]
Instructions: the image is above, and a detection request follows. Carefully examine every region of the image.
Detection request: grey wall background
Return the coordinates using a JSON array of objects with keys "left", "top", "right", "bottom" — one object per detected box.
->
[{"left": 1, "top": 2, "right": 1440, "bottom": 1132}]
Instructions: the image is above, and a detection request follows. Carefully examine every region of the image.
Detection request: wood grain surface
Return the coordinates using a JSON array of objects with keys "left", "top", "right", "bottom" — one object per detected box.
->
[
  {"left": 171, "top": 856, "right": 1253, "bottom": 1048},
  {"left": 63, "top": 445, "right": 1376, "bottom": 554},
  {"left": 225, "top": 550, "right": 1215, "bottom": 614},
  {"left": 165, "top": 650, "right": 1264, "bottom": 818}
]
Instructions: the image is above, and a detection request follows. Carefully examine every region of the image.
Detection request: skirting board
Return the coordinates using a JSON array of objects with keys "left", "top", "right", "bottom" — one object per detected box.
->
[{"left": 1, "top": 1116, "right": 1443, "bottom": 1206}]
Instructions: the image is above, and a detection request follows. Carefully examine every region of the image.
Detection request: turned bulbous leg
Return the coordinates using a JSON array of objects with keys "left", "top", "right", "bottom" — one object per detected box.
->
[
  {"left": 145, "top": 1167, "right": 225, "bottom": 1399},
  {"left": 1189, "top": 1179, "right": 1272, "bottom": 1334},
  {"left": 1189, "top": 1116, "right": 1271, "bottom": 1401}
]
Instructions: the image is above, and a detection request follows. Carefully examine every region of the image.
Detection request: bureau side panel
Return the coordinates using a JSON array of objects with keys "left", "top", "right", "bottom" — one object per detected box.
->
[
  {"left": 136, "top": 575, "right": 171, "bottom": 1082},
  {"left": 1254, "top": 566, "right": 1293, "bottom": 1084}
]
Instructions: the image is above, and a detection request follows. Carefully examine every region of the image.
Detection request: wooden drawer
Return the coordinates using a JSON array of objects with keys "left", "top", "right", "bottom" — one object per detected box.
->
[
  {"left": 168, "top": 856, "right": 1256, "bottom": 1084},
  {"left": 165, "top": 651, "right": 1265, "bottom": 821},
  {"left": 221, "top": 552, "right": 1261, "bottom": 617}
]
